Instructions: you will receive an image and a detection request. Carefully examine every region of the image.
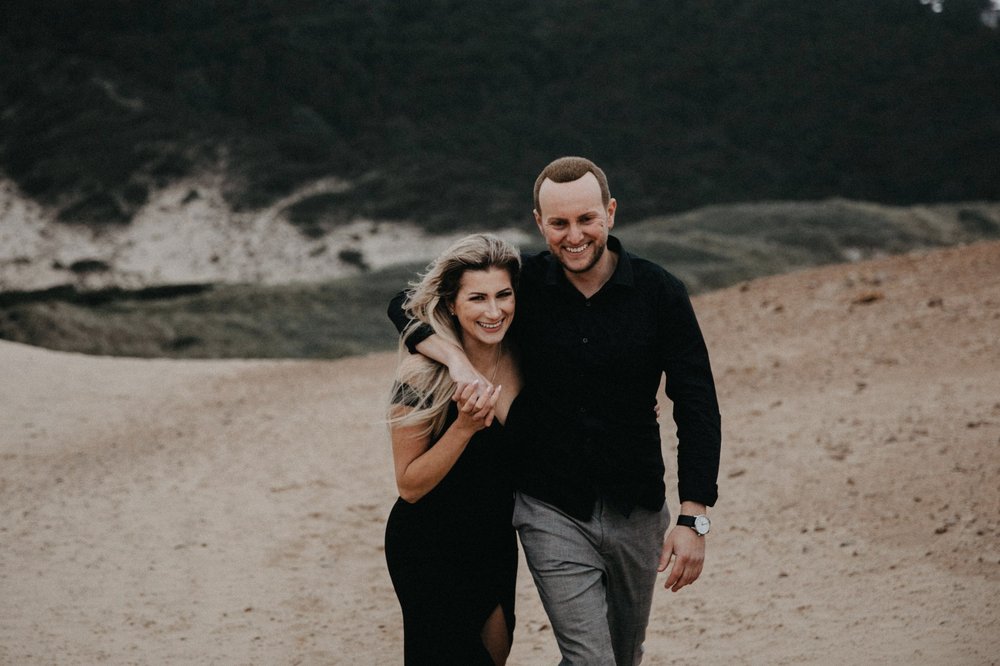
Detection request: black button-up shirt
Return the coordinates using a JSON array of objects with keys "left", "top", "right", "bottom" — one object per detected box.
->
[{"left": 390, "top": 236, "right": 721, "bottom": 521}]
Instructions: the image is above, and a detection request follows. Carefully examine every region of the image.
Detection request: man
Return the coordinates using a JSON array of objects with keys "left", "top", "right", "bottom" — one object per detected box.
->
[{"left": 388, "top": 156, "right": 721, "bottom": 665}]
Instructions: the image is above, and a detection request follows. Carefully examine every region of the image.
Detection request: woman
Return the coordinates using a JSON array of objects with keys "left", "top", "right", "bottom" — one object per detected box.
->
[{"left": 385, "top": 234, "right": 524, "bottom": 665}]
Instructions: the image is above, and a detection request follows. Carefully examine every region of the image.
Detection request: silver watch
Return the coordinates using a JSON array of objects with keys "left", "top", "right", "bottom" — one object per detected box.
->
[{"left": 677, "top": 514, "right": 711, "bottom": 536}]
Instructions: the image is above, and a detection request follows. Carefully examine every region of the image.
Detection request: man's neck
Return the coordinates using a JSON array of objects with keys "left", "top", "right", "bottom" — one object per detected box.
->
[{"left": 564, "top": 248, "right": 618, "bottom": 299}]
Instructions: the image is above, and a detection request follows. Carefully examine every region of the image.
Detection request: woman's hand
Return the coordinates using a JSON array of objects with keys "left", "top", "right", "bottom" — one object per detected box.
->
[{"left": 453, "top": 381, "right": 502, "bottom": 433}]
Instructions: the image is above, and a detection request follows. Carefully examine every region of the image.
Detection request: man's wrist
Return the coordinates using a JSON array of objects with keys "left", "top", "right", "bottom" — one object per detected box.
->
[
  {"left": 442, "top": 344, "right": 473, "bottom": 375},
  {"left": 677, "top": 501, "right": 710, "bottom": 536},
  {"left": 679, "top": 501, "right": 707, "bottom": 515}
]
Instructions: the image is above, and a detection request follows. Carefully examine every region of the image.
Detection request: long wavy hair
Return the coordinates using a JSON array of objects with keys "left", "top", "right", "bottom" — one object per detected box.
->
[{"left": 388, "top": 233, "right": 521, "bottom": 438}]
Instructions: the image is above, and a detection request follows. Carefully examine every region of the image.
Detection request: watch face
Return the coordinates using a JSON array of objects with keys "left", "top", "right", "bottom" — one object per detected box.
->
[{"left": 694, "top": 515, "right": 711, "bottom": 535}]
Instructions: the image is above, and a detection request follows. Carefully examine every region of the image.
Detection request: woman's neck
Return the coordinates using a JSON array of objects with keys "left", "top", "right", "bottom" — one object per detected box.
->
[{"left": 463, "top": 339, "right": 502, "bottom": 377}]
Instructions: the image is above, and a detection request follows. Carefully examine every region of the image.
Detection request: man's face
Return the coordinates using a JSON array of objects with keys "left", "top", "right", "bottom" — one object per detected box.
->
[{"left": 534, "top": 172, "right": 616, "bottom": 275}]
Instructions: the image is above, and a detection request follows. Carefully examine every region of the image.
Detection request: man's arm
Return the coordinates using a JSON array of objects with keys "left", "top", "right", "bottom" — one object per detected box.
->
[
  {"left": 656, "top": 278, "right": 722, "bottom": 592},
  {"left": 660, "top": 282, "right": 721, "bottom": 508},
  {"left": 386, "top": 291, "right": 494, "bottom": 393}
]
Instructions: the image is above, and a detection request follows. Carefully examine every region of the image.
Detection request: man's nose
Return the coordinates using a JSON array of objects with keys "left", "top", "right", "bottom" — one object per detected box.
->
[{"left": 566, "top": 222, "right": 584, "bottom": 243}]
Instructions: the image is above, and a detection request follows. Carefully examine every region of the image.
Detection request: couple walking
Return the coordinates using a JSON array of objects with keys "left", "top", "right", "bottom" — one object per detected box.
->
[{"left": 384, "top": 156, "right": 721, "bottom": 665}]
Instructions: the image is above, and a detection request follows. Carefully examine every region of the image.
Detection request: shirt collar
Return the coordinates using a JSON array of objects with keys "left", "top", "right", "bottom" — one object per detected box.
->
[{"left": 544, "top": 235, "right": 635, "bottom": 289}]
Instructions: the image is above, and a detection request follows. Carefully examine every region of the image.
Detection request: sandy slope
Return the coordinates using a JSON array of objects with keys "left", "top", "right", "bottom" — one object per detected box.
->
[
  {"left": 0, "top": 178, "right": 530, "bottom": 292},
  {"left": 1, "top": 242, "right": 998, "bottom": 665}
]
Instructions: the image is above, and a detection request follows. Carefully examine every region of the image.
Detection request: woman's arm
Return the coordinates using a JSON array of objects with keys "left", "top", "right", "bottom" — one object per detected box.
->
[{"left": 391, "top": 383, "right": 502, "bottom": 503}]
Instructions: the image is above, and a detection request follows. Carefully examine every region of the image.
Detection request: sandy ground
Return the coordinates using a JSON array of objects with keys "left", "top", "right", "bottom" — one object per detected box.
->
[{"left": 1, "top": 241, "right": 998, "bottom": 665}]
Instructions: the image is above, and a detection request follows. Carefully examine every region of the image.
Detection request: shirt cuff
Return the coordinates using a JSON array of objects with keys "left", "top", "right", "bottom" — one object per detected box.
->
[{"left": 403, "top": 322, "right": 434, "bottom": 354}]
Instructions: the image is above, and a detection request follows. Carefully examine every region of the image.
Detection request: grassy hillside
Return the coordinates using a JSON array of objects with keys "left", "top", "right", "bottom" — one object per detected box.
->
[
  {"left": 2, "top": 200, "right": 997, "bottom": 359},
  {"left": 617, "top": 199, "right": 1000, "bottom": 292},
  {"left": 0, "top": 265, "right": 421, "bottom": 359}
]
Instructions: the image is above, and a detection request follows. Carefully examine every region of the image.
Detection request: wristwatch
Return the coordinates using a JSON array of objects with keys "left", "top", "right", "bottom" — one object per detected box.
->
[{"left": 677, "top": 514, "right": 711, "bottom": 536}]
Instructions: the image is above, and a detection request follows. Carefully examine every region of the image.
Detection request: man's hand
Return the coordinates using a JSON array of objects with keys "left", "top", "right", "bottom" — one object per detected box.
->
[
  {"left": 411, "top": 335, "right": 497, "bottom": 421},
  {"left": 447, "top": 354, "right": 493, "bottom": 396},
  {"left": 452, "top": 382, "right": 501, "bottom": 434},
  {"left": 443, "top": 351, "right": 498, "bottom": 425},
  {"left": 658, "top": 524, "right": 705, "bottom": 592}
]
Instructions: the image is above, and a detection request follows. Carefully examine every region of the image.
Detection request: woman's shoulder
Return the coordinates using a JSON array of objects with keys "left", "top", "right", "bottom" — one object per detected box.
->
[{"left": 391, "top": 355, "right": 443, "bottom": 408}]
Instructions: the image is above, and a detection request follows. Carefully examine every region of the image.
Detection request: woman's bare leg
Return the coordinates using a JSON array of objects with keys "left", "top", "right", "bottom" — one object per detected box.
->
[{"left": 480, "top": 604, "right": 510, "bottom": 665}]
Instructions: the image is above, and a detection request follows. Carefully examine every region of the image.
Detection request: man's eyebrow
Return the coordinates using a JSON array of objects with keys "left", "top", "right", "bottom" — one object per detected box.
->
[{"left": 543, "top": 209, "right": 602, "bottom": 224}]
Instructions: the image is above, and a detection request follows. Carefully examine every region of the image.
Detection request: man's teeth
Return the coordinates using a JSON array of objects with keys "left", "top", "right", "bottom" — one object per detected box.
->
[{"left": 565, "top": 243, "right": 590, "bottom": 254}]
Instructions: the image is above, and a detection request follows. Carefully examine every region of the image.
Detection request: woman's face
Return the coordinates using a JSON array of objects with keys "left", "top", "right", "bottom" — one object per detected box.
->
[{"left": 450, "top": 267, "right": 515, "bottom": 347}]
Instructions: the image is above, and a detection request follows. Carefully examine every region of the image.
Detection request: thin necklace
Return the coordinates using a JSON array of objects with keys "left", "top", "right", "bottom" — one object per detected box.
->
[{"left": 488, "top": 343, "right": 502, "bottom": 384}]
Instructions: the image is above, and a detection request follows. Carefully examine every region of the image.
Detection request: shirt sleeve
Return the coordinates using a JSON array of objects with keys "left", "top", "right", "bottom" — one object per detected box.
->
[
  {"left": 660, "top": 279, "right": 722, "bottom": 507},
  {"left": 387, "top": 290, "right": 434, "bottom": 354}
]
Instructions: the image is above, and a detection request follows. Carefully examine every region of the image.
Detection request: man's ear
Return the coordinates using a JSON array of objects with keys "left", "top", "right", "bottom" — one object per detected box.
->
[
  {"left": 606, "top": 198, "right": 617, "bottom": 230},
  {"left": 533, "top": 209, "right": 544, "bottom": 235}
]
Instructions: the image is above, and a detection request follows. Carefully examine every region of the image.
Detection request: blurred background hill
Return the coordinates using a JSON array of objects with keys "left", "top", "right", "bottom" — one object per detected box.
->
[{"left": 1, "top": 0, "right": 998, "bottom": 357}]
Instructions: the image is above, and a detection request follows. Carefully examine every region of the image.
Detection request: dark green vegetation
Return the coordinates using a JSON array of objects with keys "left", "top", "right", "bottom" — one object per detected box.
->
[
  {"left": 2, "top": 1, "right": 998, "bottom": 231},
  {"left": 2, "top": 200, "right": 997, "bottom": 359},
  {"left": 0, "top": 265, "right": 422, "bottom": 358},
  {"left": 617, "top": 200, "right": 1000, "bottom": 292}
]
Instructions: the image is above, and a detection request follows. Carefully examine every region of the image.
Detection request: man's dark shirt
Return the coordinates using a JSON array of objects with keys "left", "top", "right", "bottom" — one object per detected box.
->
[{"left": 388, "top": 236, "right": 721, "bottom": 521}]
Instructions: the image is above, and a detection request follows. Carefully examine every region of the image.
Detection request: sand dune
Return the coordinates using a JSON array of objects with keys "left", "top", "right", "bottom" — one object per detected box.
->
[
  {"left": 0, "top": 177, "right": 531, "bottom": 292},
  {"left": 1, "top": 242, "right": 998, "bottom": 664}
]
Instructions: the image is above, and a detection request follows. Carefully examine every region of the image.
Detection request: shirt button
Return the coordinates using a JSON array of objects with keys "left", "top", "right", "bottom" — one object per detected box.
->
[
  {"left": 579, "top": 406, "right": 586, "bottom": 414},
  {"left": 585, "top": 301, "right": 592, "bottom": 307},
  {"left": 582, "top": 337, "right": 589, "bottom": 344}
]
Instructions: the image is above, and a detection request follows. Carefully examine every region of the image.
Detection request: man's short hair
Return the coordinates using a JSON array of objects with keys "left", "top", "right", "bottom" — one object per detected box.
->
[{"left": 533, "top": 156, "right": 611, "bottom": 214}]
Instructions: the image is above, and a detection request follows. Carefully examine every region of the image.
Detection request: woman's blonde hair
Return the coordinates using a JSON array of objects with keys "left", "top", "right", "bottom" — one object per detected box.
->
[{"left": 388, "top": 233, "right": 520, "bottom": 438}]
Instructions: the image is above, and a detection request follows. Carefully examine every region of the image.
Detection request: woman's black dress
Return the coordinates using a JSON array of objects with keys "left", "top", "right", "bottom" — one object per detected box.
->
[{"left": 385, "top": 391, "right": 520, "bottom": 665}]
